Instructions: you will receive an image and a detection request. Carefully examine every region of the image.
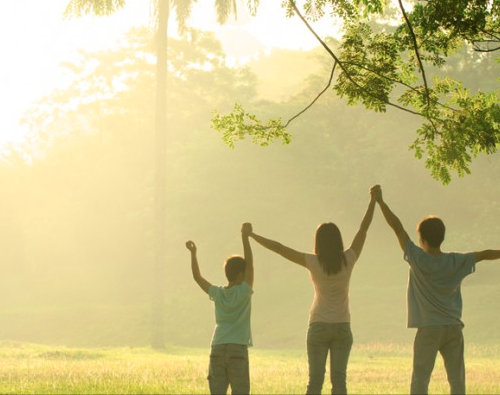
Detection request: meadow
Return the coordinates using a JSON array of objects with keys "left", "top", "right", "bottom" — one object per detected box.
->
[{"left": 1, "top": 342, "right": 499, "bottom": 394}]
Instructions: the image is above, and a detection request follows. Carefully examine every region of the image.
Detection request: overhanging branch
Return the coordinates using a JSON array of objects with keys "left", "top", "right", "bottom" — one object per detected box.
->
[
  {"left": 284, "top": 61, "right": 337, "bottom": 127},
  {"left": 288, "top": 0, "right": 420, "bottom": 116},
  {"left": 397, "top": 0, "right": 430, "bottom": 105}
]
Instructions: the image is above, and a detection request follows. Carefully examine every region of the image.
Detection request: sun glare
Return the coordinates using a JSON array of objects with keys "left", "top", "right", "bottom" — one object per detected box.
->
[
  {"left": 0, "top": 0, "right": 337, "bottom": 154},
  {"left": 0, "top": 0, "right": 149, "bottom": 152}
]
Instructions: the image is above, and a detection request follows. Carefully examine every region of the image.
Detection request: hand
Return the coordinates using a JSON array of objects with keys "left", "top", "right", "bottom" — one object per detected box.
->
[
  {"left": 242, "top": 222, "right": 253, "bottom": 237},
  {"left": 185, "top": 240, "right": 197, "bottom": 253},
  {"left": 370, "top": 184, "right": 382, "bottom": 202}
]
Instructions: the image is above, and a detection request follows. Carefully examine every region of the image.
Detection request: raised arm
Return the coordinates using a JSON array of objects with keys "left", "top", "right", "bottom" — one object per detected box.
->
[
  {"left": 185, "top": 241, "right": 211, "bottom": 294},
  {"left": 349, "top": 187, "right": 377, "bottom": 258},
  {"left": 242, "top": 223, "right": 254, "bottom": 287},
  {"left": 474, "top": 250, "right": 500, "bottom": 263},
  {"left": 374, "top": 186, "right": 410, "bottom": 251},
  {"left": 249, "top": 229, "right": 306, "bottom": 267}
]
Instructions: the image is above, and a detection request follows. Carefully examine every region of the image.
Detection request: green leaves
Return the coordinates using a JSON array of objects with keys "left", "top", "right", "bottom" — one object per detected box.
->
[
  {"left": 335, "top": 23, "right": 401, "bottom": 112},
  {"left": 211, "top": 104, "right": 291, "bottom": 148},
  {"left": 409, "top": 77, "right": 500, "bottom": 184},
  {"left": 353, "top": 0, "right": 385, "bottom": 17},
  {"left": 64, "top": 0, "right": 126, "bottom": 17},
  {"left": 215, "top": 0, "right": 500, "bottom": 185}
]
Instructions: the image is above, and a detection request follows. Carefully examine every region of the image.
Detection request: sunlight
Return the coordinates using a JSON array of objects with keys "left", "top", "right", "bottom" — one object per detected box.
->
[
  {"left": 0, "top": 0, "right": 149, "bottom": 152},
  {"left": 0, "top": 0, "right": 341, "bottom": 153},
  {"left": 0, "top": 0, "right": 341, "bottom": 155},
  {"left": 1, "top": 4, "right": 500, "bottom": 394},
  {"left": 192, "top": 2, "right": 341, "bottom": 56}
]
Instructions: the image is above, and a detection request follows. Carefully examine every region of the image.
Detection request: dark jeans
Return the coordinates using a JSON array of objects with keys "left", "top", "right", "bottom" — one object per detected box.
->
[
  {"left": 411, "top": 325, "right": 465, "bottom": 395},
  {"left": 208, "top": 343, "right": 249, "bottom": 395},
  {"left": 306, "top": 322, "right": 353, "bottom": 395}
]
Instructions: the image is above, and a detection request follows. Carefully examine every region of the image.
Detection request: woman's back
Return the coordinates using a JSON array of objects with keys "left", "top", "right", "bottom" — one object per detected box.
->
[{"left": 305, "top": 249, "right": 357, "bottom": 324}]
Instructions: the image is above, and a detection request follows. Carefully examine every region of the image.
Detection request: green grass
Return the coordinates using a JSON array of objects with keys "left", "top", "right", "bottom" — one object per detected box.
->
[{"left": 0, "top": 342, "right": 499, "bottom": 394}]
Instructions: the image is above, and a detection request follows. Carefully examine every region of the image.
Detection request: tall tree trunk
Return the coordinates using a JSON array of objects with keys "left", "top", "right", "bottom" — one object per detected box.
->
[{"left": 151, "top": 0, "right": 169, "bottom": 350}]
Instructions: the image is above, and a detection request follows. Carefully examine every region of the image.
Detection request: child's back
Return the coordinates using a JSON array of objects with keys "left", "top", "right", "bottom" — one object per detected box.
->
[{"left": 186, "top": 223, "right": 254, "bottom": 395}]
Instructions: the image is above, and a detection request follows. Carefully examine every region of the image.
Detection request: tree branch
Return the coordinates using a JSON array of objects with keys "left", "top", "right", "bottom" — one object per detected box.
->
[
  {"left": 473, "top": 45, "right": 500, "bottom": 52},
  {"left": 477, "top": 29, "right": 500, "bottom": 42},
  {"left": 342, "top": 61, "right": 417, "bottom": 92},
  {"left": 283, "top": 61, "right": 337, "bottom": 127},
  {"left": 288, "top": 0, "right": 421, "bottom": 116},
  {"left": 396, "top": 0, "right": 443, "bottom": 135},
  {"left": 397, "top": 0, "right": 430, "bottom": 105},
  {"left": 470, "top": 29, "right": 500, "bottom": 52}
]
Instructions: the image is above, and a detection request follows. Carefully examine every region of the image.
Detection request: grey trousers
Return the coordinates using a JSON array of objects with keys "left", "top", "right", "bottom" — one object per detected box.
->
[
  {"left": 208, "top": 343, "right": 249, "bottom": 395},
  {"left": 411, "top": 325, "right": 465, "bottom": 395},
  {"left": 306, "top": 322, "right": 353, "bottom": 395}
]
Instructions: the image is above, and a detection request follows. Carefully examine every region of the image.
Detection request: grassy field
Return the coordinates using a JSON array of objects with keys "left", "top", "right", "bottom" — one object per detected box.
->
[{"left": 0, "top": 342, "right": 499, "bottom": 394}]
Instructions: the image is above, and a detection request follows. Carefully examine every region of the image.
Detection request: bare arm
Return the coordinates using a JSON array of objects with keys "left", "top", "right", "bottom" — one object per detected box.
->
[
  {"left": 249, "top": 231, "right": 306, "bottom": 267},
  {"left": 242, "top": 223, "right": 254, "bottom": 287},
  {"left": 185, "top": 241, "right": 212, "bottom": 294},
  {"left": 375, "top": 186, "right": 410, "bottom": 251},
  {"left": 474, "top": 250, "right": 500, "bottom": 263},
  {"left": 349, "top": 189, "right": 377, "bottom": 258}
]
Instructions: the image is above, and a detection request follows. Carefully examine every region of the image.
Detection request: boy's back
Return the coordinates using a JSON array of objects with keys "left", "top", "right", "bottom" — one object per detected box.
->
[
  {"left": 404, "top": 240, "right": 476, "bottom": 328},
  {"left": 373, "top": 184, "right": 500, "bottom": 394},
  {"left": 209, "top": 282, "right": 253, "bottom": 346},
  {"left": 186, "top": 223, "right": 254, "bottom": 395}
]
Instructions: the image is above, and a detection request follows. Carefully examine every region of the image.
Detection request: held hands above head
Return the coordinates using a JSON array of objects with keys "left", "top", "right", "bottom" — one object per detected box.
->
[
  {"left": 185, "top": 240, "right": 196, "bottom": 253},
  {"left": 242, "top": 222, "right": 253, "bottom": 237},
  {"left": 370, "top": 184, "right": 382, "bottom": 203}
]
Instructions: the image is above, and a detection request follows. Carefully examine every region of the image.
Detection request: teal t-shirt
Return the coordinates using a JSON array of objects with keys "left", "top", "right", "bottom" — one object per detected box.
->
[
  {"left": 404, "top": 240, "right": 476, "bottom": 328},
  {"left": 208, "top": 282, "right": 253, "bottom": 347}
]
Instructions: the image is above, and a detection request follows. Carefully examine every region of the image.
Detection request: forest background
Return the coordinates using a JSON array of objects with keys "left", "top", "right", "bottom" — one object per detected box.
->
[{"left": 0, "top": 24, "right": 499, "bottom": 350}]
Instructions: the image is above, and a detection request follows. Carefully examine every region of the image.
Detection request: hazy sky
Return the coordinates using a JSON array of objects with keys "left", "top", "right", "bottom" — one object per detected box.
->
[{"left": 0, "top": 0, "right": 337, "bottom": 152}]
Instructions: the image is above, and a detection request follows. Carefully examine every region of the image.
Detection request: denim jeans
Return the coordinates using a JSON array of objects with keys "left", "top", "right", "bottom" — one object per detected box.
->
[
  {"left": 411, "top": 325, "right": 465, "bottom": 395},
  {"left": 306, "top": 322, "right": 353, "bottom": 395},
  {"left": 208, "top": 343, "right": 249, "bottom": 395}
]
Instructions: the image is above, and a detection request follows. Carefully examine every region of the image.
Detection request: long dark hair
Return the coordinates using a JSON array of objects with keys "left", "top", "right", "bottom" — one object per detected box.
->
[{"left": 314, "top": 222, "right": 346, "bottom": 275}]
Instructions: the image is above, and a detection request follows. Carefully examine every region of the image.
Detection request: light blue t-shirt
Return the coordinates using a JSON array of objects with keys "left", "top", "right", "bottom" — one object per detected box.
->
[
  {"left": 208, "top": 282, "right": 253, "bottom": 346},
  {"left": 404, "top": 240, "right": 476, "bottom": 328}
]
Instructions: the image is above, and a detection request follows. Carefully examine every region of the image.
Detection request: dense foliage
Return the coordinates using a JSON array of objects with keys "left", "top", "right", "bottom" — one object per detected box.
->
[{"left": 213, "top": 0, "right": 500, "bottom": 184}]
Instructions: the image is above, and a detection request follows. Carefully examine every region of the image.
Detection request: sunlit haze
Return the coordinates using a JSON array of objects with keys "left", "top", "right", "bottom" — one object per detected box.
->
[
  {"left": 0, "top": 0, "right": 335, "bottom": 151},
  {"left": 0, "top": 0, "right": 499, "bottom": 358}
]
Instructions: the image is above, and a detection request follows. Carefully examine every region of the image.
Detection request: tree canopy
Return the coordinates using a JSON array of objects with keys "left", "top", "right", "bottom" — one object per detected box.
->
[{"left": 212, "top": 0, "right": 500, "bottom": 184}]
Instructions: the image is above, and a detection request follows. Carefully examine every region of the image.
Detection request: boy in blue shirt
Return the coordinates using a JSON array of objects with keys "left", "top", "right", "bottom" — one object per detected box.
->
[
  {"left": 372, "top": 185, "right": 500, "bottom": 394},
  {"left": 186, "top": 223, "right": 253, "bottom": 395}
]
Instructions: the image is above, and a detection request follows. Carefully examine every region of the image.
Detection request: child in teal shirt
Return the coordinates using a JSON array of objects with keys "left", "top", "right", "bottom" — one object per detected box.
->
[{"left": 186, "top": 223, "right": 254, "bottom": 395}]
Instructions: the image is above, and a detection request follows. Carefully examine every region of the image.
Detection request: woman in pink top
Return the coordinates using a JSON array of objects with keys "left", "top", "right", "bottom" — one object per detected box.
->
[{"left": 248, "top": 186, "right": 377, "bottom": 394}]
